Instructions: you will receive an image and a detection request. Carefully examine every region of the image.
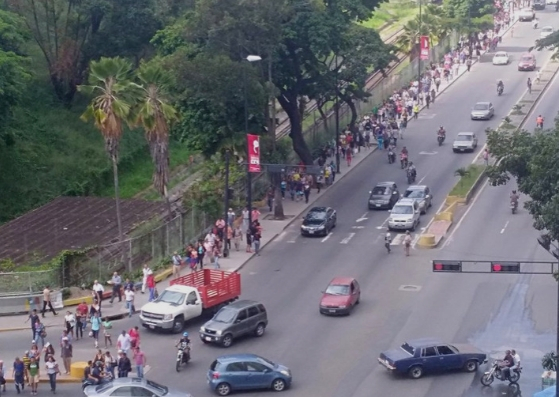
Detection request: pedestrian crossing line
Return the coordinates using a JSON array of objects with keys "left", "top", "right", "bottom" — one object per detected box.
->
[
  {"left": 390, "top": 234, "right": 406, "bottom": 246},
  {"left": 340, "top": 233, "right": 355, "bottom": 244}
]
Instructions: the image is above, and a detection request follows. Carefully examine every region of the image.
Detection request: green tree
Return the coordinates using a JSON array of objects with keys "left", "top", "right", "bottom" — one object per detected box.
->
[
  {"left": 535, "top": 31, "right": 559, "bottom": 60},
  {"left": 443, "top": 0, "right": 494, "bottom": 33},
  {"left": 134, "top": 62, "right": 178, "bottom": 218},
  {"left": 78, "top": 57, "right": 135, "bottom": 244},
  {"left": 485, "top": 116, "right": 559, "bottom": 240}
]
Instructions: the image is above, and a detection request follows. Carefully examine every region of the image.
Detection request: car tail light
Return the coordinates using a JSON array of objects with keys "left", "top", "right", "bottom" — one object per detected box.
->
[{"left": 212, "top": 372, "right": 220, "bottom": 379}]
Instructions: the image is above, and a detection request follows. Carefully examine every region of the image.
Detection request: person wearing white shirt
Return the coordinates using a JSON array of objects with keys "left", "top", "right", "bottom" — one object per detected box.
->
[
  {"left": 124, "top": 288, "right": 135, "bottom": 318},
  {"left": 510, "top": 349, "right": 521, "bottom": 374},
  {"left": 141, "top": 265, "right": 152, "bottom": 294},
  {"left": 117, "top": 331, "right": 132, "bottom": 354},
  {"left": 92, "top": 280, "right": 105, "bottom": 311}
]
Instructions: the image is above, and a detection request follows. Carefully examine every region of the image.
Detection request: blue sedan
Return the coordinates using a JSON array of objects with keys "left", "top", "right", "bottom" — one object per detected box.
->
[
  {"left": 378, "top": 338, "right": 487, "bottom": 379},
  {"left": 208, "top": 354, "right": 292, "bottom": 395}
]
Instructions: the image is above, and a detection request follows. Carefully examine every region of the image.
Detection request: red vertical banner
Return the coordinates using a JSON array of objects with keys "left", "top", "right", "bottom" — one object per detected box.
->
[
  {"left": 420, "top": 36, "right": 430, "bottom": 60},
  {"left": 247, "top": 134, "right": 261, "bottom": 173}
]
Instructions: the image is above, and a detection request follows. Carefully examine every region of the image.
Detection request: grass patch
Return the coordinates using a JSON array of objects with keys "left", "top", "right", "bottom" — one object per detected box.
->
[
  {"left": 361, "top": 0, "right": 419, "bottom": 32},
  {"left": 449, "top": 164, "right": 485, "bottom": 198}
]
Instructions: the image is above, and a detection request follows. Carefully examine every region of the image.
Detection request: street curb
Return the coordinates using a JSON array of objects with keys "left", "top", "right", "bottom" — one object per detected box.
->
[{"left": 4, "top": 377, "right": 82, "bottom": 384}]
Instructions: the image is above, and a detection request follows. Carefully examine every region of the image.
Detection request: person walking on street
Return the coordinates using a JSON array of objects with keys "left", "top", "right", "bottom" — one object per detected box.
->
[
  {"left": 527, "top": 77, "right": 532, "bottom": 93},
  {"left": 252, "top": 221, "right": 262, "bottom": 256},
  {"left": 466, "top": 57, "right": 472, "bottom": 72},
  {"left": 109, "top": 272, "right": 122, "bottom": 304},
  {"left": 232, "top": 225, "right": 242, "bottom": 252},
  {"left": 41, "top": 286, "right": 57, "bottom": 318},
  {"left": 90, "top": 312, "right": 102, "bottom": 348},
  {"left": 430, "top": 88, "right": 436, "bottom": 104},
  {"left": 141, "top": 264, "right": 151, "bottom": 294},
  {"left": 412, "top": 103, "right": 419, "bottom": 119},
  {"left": 102, "top": 317, "right": 113, "bottom": 348},
  {"left": 146, "top": 273, "right": 156, "bottom": 302},
  {"left": 12, "top": 357, "right": 25, "bottom": 393},
  {"left": 124, "top": 286, "right": 135, "bottom": 318},
  {"left": 483, "top": 148, "right": 489, "bottom": 166},
  {"left": 60, "top": 337, "right": 72, "bottom": 375},
  {"left": 425, "top": 92, "right": 431, "bottom": 109},
  {"left": 64, "top": 310, "right": 75, "bottom": 338},
  {"left": 132, "top": 347, "right": 147, "bottom": 378},
  {"left": 171, "top": 252, "right": 182, "bottom": 279},
  {"left": 117, "top": 330, "right": 132, "bottom": 355},
  {"left": 212, "top": 243, "right": 221, "bottom": 269},
  {"left": 92, "top": 280, "right": 104, "bottom": 313},
  {"left": 0, "top": 360, "right": 6, "bottom": 393},
  {"left": 117, "top": 351, "right": 131, "bottom": 378},
  {"left": 26, "top": 309, "right": 40, "bottom": 340},
  {"left": 404, "top": 231, "right": 413, "bottom": 256},
  {"left": 45, "top": 355, "right": 60, "bottom": 394},
  {"left": 28, "top": 357, "right": 39, "bottom": 395},
  {"left": 33, "top": 319, "right": 46, "bottom": 348}
]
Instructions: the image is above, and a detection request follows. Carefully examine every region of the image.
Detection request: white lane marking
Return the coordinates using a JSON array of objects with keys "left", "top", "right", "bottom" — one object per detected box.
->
[
  {"left": 441, "top": 180, "right": 488, "bottom": 248},
  {"left": 321, "top": 232, "right": 333, "bottom": 242},
  {"left": 352, "top": 226, "right": 365, "bottom": 229},
  {"left": 286, "top": 240, "right": 296, "bottom": 243},
  {"left": 360, "top": 212, "right": 368, "bottom": 219},
  {"left": 390, "top": 234, "right": 405, "bottom": 246},
  {"left": 419, "top": 151, "right": 438, "bottom": 155},
  {"left": 356, "top": 217, "right": 368, "bottom": 223},
  {"left": 500, "top": 221, "right": 509, "bottom": 234},
  {"left": 340, "top": 233, "right": 356, "bottom": 244},
  {"left": 418, "top": 174, "right": 427, "bottom": 184},
  {"left": 376, "top": 216, "right": 390, "bottom": 230},
  {"left": 276, "top": 231, "right": 287, "bottom": 242}
]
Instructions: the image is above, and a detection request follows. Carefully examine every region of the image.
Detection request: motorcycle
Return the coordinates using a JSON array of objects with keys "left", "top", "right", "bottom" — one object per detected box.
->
[
  {"left": 511, "top": 200, "right": 518, "bottom": 214},
  {"left": 407, "top": 169, "right": 416, "bottom": 184},
  {"left": 497, "top": 85, "right": 503, "bottom": 96},
  {"left": 537, "top": 121, "right": 544, "bottom": 129},
  {"left": 176, "top": 345, "right": 191, "bottom": 372},
  {"left": 480, "top": 361, "right": 521, "bottom": 386},
  {"left": 82, "top": 375, "right": 112, "bottom": 390},
  {"left": 437, "top": 134, "right": 445, "bottom": 146},
  {"left": 388, "top": 149, "right": 396, "bottom": 164},
  {"left": 400, "top": 154, "right": 408, "bottom": 169}
]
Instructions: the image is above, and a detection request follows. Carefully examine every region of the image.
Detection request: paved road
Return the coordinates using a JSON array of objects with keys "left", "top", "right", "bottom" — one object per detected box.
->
[{"left": 3, "top": 12, "right": 559, "bottom": 397}]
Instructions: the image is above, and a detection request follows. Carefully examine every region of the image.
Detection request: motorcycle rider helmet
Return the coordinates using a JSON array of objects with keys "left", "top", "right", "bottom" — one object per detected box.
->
[
  {"left": 409, "top": 161, "right": 414, "bottom": 166},
  {"left": 183, "top": 332, "right": 189, "bottom": 337},
  {"left": 512, "top": 190, "right": 517, "bottom": 194}
]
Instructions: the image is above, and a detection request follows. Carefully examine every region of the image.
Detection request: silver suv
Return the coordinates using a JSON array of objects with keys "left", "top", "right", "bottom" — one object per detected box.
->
[
  {"left": 199, "top": 300, "right": 268, "bottom": 347},
  {"left": 388, "top": 198, "right": 420, "bottom": 231}
]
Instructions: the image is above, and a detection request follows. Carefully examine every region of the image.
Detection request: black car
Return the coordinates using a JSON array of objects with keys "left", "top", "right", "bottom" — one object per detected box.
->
[
  {"left": 368, "top": 182, "right": 400, "bottom": 210},
  {"left": 300, "top": 207, "right": 337, "bottom": 236}
]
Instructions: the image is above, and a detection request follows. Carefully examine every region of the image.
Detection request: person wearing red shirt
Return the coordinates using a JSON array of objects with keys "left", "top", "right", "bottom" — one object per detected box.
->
[
  {"left": 146, "top": 274, "right": 156, "bottom": 302},
  {"left": 75, "top": 301, "right": 88, "bottom": 340},
  {"left": 128, "top": 326, "right": 140, "bottom": 349}
]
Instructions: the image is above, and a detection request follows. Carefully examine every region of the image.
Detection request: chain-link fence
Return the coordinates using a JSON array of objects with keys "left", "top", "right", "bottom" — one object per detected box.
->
[{"left": 0, "top": 269, "right": 61, "bottom": 294}]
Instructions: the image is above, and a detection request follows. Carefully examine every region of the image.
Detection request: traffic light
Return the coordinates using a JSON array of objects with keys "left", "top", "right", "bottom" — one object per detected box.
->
[
  {"left": 432, "top": 261, "right": 462, "bottom": 272},
  {"left": 491, "top": 261, "right": 520, "bottom": 273}
]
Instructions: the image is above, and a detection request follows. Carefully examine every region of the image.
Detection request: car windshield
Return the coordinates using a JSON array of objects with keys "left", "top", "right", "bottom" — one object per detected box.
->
[
  {"left": 495, "top": 53, "right": 506, "bottom": 57},
  {"left": 405, "top": 189, "right": 425, "bottom": 199},
  {"left": 95, "top": 383, "right": 114, "bottom": 393},
  {"left": 473, "top": 104, "right": 488, "bottom": 110},
  {"left": 258, "top": 356, "right": 276, "bottom": 368},
  {"left": 325, "top": 284, "right": 350, "bottom": 295},
  {"left": 146, "top": 379, "right": 169, "bottom": 396},
  {"left": 213, "top": 308, "right": 237, "bottom": 323},
  {"left": 306, "top": 211, "right": 327, "bottom": 221},
  {"left": 521, "top": 56, "right": 533, "bottom": 62},
  {"left": 543, "top": 28, "right": 553, "bottom": 33},
  {"left": 457, "top": 134, "right": 473, "bottom": 141},
  {"left": 391, "top": 205, "right": 413, "bottom": 214},
  {"left": 372, "top": 186, "right": 389, "bottom": 195},
  {"left": 401, "top": 342, "right": 415, "bottom": 356},
  {"left": 156, "top": 290, "right": 185, "bottom": 305}
]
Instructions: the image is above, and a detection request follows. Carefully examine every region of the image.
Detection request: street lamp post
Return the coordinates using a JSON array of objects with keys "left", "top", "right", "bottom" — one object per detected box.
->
[
  {"left": 417, "top": 0, "right": 423, "bottom": 89},
  {"left": 243, "top": 55, "right": 262, "bottom": 230},
  {"left": 334, "top": 54, "right": 340, "bottom": 174}
]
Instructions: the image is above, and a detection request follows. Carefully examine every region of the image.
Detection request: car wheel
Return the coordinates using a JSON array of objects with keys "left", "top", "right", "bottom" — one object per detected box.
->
[
  {"left": 171, "top": 316, "right": 184, "bottom": 334},
  {"left": 410, "top": 222, "right": 416, "bottom": 232},
  {"left": 216, "top": 382, "right": 232, "bottom": 396},
  {"left": 271, "top": 378, "right": 287, "bottom": 392},
  {"left": 356, "top": 294, "right": 360, "bottom": 304},
  {"left": 453, "top": 149, "right": 458, "bottom": 153},
  {"left": 464, "top": 360, "right": 478, "bottom": 372},
  {"left": 408, "top": 365, "right": 423, "bottom": 379},
  {"left": 254, "top": 323, "right": 266, "bottom": 337},
  {"left": 221, "top": 334, "right": 234, "bottom": 348}
]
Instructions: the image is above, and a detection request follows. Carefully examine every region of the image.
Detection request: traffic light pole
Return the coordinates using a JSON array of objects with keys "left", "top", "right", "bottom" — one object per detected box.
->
[{"left": 433, "top": 257, "right": 559, "bottom": 393}]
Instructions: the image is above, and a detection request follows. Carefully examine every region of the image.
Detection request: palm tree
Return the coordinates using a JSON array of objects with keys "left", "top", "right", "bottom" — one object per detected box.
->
[
  {"left": 134, "top": 63, "right": 178, "bottom": 219},
  {"left": 78, "top": 57, "right": 135, "bottom": 246}
]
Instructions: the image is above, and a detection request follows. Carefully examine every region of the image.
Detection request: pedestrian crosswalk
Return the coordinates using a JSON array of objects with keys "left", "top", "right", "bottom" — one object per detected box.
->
[{"left": 277, "top": 230, "right": 411, "bottom": 245}]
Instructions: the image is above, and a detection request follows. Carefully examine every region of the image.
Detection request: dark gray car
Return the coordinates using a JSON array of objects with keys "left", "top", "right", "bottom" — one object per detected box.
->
[
  {"left": 368, "top": 182, "right": 400, "bottom": 210},
  {"left": 199, "top": 300, "right": 268, "bottom": 347}
]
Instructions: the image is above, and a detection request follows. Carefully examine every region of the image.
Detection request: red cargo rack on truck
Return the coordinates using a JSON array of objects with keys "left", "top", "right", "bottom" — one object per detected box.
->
[{"left": 170, "top": 269, "right": 241, "bottom": 309}]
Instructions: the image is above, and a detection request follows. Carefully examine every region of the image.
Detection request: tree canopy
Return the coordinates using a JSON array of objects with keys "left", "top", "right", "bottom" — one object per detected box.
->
[{"left": 485, "top": 115, "right": 559, "bottom": 240}]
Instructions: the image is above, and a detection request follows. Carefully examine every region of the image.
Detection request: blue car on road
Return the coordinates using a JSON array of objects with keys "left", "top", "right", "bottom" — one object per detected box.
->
[
  {"left": 207, "top": 353, "right": 292, "bottom": 396},
  {"left": 378, "top": 338, "right": 487, "bottom": 379}
]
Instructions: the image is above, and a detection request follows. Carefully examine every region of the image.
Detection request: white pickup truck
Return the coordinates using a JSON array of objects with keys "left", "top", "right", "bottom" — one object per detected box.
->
[{"left": 139, "top": 269, "right": 241, "bottom": 333}]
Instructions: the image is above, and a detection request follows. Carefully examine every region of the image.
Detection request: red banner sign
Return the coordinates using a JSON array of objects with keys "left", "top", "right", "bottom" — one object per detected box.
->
[
  {"left": 247, "top": 134, "right": 261, "bottom": 173},
  {"left": 420, "top": 36, "right": 430, "bottom": 60}
]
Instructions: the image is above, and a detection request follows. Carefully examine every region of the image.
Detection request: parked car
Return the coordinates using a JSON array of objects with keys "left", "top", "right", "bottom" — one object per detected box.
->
[
  {"left": 200, "top": 300, "right": 268, "bottom": 347},
  {"left": 470, "top": 102, "right": 494, "bottom": 120},
  {"left": 140, "top": 269, "right": 241, "bottom": 333},
  {"left": 541, "top": 26, "right": 554, "bottom": 39},
  {"left": 492, "top": 51, "right": 510, "bottom": 65},
  {"left": 388, "top": 198, "right": 420, "bottom": 231},
  {"left": 403, "top": 185, "right": 432, "bottom": 214},
  {"left": 518, "top": 53, "right": 536, "bottom": 71},
  {"left": 368, "top": 182, "right": 400, "bottom": 210},
  {"left": 452, "top": 132, "right": 478, "bottom": 152},
  {"left": 319, "top": 277, "right": 360, "bottom": 315},
  {"left": 533, "top": 0, "right": 546, "bottom": 10},
  {"left": 518, "top": 7, "right": 535, "bottom": 20},
  {"left": 207, "top": 354, "right": 292, "bottom": 396},
  {"left": 378, "top": 338, "right": 488, "bottom": 379},
  {"left": 84, "top": 378, "right": 192, "bottom": 397},
  {"left": 300, "top": 206, "right": 337, "bottom": 236}
]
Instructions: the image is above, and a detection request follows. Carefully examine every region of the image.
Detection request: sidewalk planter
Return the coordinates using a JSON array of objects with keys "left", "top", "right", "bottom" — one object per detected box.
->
[{"left": 417, "top": 234, "right": 437, "bottom": 248}]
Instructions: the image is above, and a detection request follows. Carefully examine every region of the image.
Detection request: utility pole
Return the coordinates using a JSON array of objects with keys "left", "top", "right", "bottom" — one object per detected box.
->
[
  {"left": 334, "top": 54, "right": 340, "bottom": 174},
  {"left": 223, "top": 149, "right": 230, "bottom": 257},
  {"left": 417, "top": 0, "right": 423, "bottom": 90}
]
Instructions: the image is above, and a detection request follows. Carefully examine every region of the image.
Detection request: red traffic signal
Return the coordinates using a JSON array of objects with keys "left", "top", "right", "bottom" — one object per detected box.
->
[
  {"left": 491, "top": 262, "right": 520, "bottom": 273},
  {"left": 432, "top": 261, "right": 462, "bottom": 272}
]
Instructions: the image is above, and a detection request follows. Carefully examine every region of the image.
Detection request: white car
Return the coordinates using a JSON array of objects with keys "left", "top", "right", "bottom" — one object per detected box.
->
[
  {"left": 547, "top": 0, "right": 557, "bottom": 4},
  {"left": 453, "top": 132, "right": 478, "bottom": 153},
  {"left": 387, "top": 198, "right": 420, "bottom": 231},
  {"left": 492, "top": 51, "right": 510, "bottom": 65},
  {"left": 518, "top": 8, "right": 535, "bottom": 21},
  {"left": 541, "top": 26, "right": 554, "bottom": 39}
]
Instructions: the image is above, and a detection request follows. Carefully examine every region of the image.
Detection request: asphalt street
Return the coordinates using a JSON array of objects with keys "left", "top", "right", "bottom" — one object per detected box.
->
[{"left": 3, "top": 10, "right": 559, "bottom": 397}]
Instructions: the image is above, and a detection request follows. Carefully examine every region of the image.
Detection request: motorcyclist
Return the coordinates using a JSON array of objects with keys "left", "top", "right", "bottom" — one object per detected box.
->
[
  {"left": 497, "top": 80, "right": 504, "bottom": 94},
  {"left": 384, "top": 232, "right": 392, "bottom": 253},
  {"left": 438, "top": 126, "right": 446, "bottom": 137},
  {"left": 400, "top": 147, "right": 409, "bottom": 168},
  {"left": 532, "top": 17, "right": 538, "bottom": 29},
  {"left": 536, "top": 115, "right": 544, "bottom": 128},
  {"left": 176, "top": 332, "right": 191, "bottom": 363},
  {"left": 500, "top": 350, "right": 515, "bottom": 380},
  {"left": 407, "top": 161, "right": 417, "bottom": 180},
  {"left": 90, "top": 361, "right": 107, "bottom": 385},
  {"left": 510, "top": 191, "right": 519, "bottom": 205}
]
